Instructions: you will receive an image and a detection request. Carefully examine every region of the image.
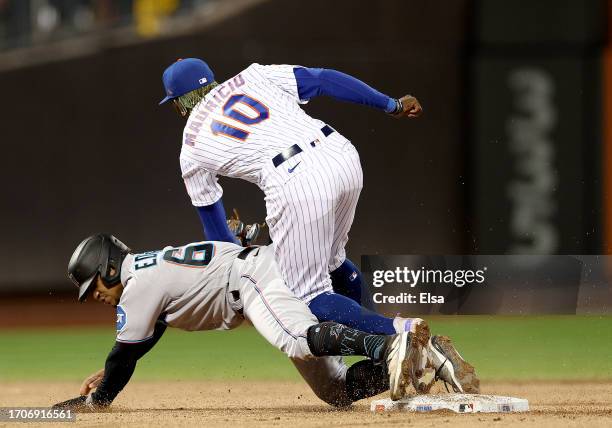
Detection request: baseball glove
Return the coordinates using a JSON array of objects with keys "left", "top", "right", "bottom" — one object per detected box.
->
[{"left": 227, "top": 208, "right": 265, "bottom": 246}]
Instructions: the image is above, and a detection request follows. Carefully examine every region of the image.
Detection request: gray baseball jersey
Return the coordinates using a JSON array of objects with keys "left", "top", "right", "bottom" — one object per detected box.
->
[
  {"left": 116, "top": 241, "right": 243, "bottom": 343},
  {"left": 114, "top": 240, "right": 350, "bottom": 405}
]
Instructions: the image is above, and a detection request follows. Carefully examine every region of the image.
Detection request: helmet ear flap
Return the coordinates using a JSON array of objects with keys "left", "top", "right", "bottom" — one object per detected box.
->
[
  {"left": 68, "top": 233, "right": 130, "bottom": 301},
  {"left": 109, "top": 235, "right": 130, "bottom": 253},
  {"left": 99, "top": 235, "right": 130, "bottom": 287}
]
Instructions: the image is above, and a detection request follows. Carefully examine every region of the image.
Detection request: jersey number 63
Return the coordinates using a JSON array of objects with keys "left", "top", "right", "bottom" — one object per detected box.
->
[{"left": 133, "top": 243, "right": 214, "bottom": 270}]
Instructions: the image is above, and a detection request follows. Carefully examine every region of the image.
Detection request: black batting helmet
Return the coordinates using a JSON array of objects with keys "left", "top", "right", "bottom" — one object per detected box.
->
[{"left": 67, "top": 234, "right": 131, "bottom": 302}]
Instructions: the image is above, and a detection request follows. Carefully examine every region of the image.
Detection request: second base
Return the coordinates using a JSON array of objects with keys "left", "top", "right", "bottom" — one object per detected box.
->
[{"left": 371, "top": 394, "right": 529, "bottom": 414}]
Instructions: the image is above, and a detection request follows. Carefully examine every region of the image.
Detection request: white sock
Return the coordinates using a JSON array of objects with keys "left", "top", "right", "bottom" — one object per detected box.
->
[{"left": 392, "top": 317, "right": 424, "bottom": 334}]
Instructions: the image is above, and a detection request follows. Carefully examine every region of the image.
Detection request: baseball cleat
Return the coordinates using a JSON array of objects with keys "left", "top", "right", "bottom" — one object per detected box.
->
[
  {"left": 384, "top": 332, "right": 424, "bottom": 401},
  {"left": 427, "top": 335, "right": 480, "bottom": 394},
  {"left": 393, "top": 317, "right": 431, "bottom": 348},
  {"left": 413, "top": 346, "right": 437, "bottom": 394}
]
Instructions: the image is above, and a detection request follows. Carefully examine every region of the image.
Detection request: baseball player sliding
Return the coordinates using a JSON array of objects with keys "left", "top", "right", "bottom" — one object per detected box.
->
[
  {"left": 160, "top": 58, "right": 427, "bottom": 340},
  {"left": 52, "top": 234, "right": 430, "bottom": 411}
]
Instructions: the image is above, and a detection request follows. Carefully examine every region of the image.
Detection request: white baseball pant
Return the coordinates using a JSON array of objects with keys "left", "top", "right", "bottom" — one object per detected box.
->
[
  {"left": 261, "top": 130, "right": 363, "bottom": 303},
  {"left": 229, "top": 245, "right": 351, "bottom": 406}
]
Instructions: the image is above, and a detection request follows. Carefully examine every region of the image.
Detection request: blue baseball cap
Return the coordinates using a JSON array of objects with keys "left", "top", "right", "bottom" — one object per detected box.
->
[{"left": 159, "top": 58, "right": 215, "bottom": 105}]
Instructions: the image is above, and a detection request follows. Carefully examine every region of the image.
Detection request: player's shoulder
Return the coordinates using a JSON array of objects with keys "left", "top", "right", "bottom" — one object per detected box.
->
[
  {"left": 243, "top": 63, "right": 297, "bottom": 78},
  {"left": 120, "top": 247, "right": 173, "bottom": 293},
  {"left": 180, "top": 125, "right": 208, "bottom": 153},
  {"left": 122, "top": 250, "right": 162, "bottom": 283},
  {"left": 178, "top": 125, "right": 215, "bottom": 165},
  {"left": 234, "top": 62, "right": 263, "bottom": 79},
  {"left": 218, "top": 63, "right": 262, "bottom": 82}
]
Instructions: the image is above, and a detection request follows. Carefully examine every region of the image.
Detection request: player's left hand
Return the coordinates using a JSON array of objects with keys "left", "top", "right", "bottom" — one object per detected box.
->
[
  {"left": 390, "top": 95, "right": 422, "bottom": 118},
  {"left": 52, "top": 395, "right": 97, "bottom": 412}
]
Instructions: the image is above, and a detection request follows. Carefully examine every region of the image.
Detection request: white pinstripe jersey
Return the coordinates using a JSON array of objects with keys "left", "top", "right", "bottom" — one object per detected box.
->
[{"left": 180, "top": 63, "right": 329, "bottom": 205}]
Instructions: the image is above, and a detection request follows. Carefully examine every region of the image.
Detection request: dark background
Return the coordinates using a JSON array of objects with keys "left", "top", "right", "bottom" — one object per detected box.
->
[{"left": 0, "top": 0, "right": 609, "bottom": 295}]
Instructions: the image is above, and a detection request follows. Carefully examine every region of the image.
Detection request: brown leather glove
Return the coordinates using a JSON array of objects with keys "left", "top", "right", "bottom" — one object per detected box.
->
[
  {"left": 389, "top": 95, "right": 423, "bottom": 118},
  {"left": 227, "top": 209, "right": 264, "bottom": 247}
]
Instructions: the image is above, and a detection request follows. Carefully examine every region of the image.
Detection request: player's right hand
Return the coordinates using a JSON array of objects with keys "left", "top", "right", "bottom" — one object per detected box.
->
[
  {"left": 390, "top": 95, "right": 423, "bottom": 118},
  {"left": 79, "top": 368, "right": 105, "bottom": 395}
]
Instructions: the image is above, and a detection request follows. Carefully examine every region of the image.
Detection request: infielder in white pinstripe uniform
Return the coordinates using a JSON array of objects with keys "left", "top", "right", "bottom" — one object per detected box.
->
[{"left": 160, "top": 58, "right": 424, "bottom": 337}]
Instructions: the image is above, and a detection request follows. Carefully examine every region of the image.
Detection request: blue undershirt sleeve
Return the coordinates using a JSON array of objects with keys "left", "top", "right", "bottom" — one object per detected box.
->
[
  {"left": 308, "top": 292, "right": 395, "bottom": 335},
  {"left": 195, "top": 199, "right": 237, "bottom": 243},
  {"left": 293, "top": 67, "right": 397, "bottom": 113}
]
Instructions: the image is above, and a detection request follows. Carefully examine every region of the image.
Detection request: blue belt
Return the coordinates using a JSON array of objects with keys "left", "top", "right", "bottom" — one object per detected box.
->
[{"left": 272, "top": 125, "right": 334, "bottom": 168}]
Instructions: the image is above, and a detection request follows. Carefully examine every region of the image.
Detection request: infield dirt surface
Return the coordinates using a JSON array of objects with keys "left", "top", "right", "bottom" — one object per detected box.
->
[{"left": 2, "top": 380, "right": 611, "bottom": 427}]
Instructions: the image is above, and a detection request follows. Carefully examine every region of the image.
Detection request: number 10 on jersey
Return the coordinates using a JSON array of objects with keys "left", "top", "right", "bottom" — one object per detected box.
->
[{"left": 211, "top": 94, "right": 269, "bottom": 141}]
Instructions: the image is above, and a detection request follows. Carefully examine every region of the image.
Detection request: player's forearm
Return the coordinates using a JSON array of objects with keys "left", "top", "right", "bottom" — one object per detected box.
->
[
  {"left": 90, "top": 343, "right": 138, "bottom": 405},
  {"left": 293, "top": 67, "right": 400, "bottom": 113},
  {"left": 92, "top": 321, "right": 167, "bottom": 405},
  {"left": 196, "top": 199, "right": 238, "bottom": 243}
]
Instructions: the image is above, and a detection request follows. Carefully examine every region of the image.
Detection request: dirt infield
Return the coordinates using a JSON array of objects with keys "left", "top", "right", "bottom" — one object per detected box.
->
[{"left": 2, "top": 380, "right": 611, "bottom": 427}]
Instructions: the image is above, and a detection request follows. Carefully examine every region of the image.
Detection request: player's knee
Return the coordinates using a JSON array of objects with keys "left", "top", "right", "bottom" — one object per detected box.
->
[
  {"left": 305, "top": 322, "right": 337, "bottom": 357},
  {"left": 303, "top": 367, "right": 352, "bottom": 407},
  {"left": 290, "top": 356, "right": 352, "bottom": 408},
  {"left": 345, "top": 359, "right": 389, "bottom": 402},
  {"left": 284, "top": 336, "right": 313, "bottom": 360},
  {"left": 330, "top": 259, "right": 363, "bottom": 304},
  {"left": 311, "top": 385, "right": 353, "bottom": 408}
]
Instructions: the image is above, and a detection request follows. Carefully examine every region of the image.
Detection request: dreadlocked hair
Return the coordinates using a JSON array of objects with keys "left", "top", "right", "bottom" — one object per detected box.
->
[{"left": 176, "top": 81, "right": 219, "bottom": 112}]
